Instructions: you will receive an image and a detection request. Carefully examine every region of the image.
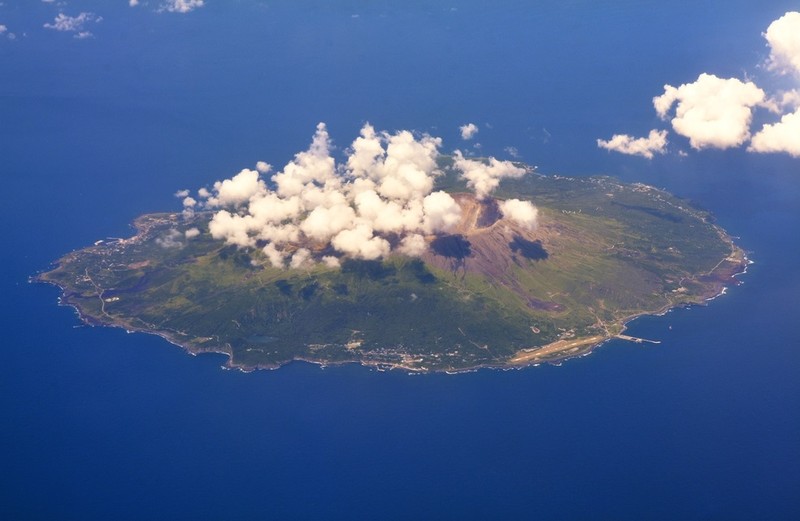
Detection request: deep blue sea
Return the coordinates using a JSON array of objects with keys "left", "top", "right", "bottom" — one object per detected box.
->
[{"left": 2, "top": 1, "right": 799, "bottom": 519}]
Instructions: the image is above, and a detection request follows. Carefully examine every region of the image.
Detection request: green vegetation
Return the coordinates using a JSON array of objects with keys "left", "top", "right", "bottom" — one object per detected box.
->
[{"left": 38, "top": 168, "right": 746, "bottom": 372}]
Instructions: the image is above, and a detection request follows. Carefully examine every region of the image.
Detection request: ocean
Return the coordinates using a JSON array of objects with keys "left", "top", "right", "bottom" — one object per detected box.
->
[{"left": 1, "top": 1, "right": 798, "bottom": 519}]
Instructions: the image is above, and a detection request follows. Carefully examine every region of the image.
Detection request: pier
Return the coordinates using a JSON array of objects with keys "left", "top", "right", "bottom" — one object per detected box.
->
[{"left": 615, "top": 334, "right": 661, "bottom": 345}]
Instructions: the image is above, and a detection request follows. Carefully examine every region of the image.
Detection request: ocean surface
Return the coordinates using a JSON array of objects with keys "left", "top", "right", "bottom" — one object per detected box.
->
[{"left": 2, "top": 1, "right": 799, "bottom": 519}]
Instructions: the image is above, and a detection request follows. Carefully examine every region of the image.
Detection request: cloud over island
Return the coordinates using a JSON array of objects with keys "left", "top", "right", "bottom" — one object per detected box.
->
[{"left": 178, "top": 124, "right": 538, "bottom": 269}]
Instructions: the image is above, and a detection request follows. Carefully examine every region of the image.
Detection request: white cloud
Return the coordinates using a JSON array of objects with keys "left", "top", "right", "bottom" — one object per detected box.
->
[
  {"left": 255, "top": 161, "right": 271, "bottom": 174},
  {"left": 346, "top": 124, "right": 442, "bottom": 202},
  {"left": 0, "top": 23, "right": 18, "bottom": 41},
  {"left": 300, "top": 204, "right": 357, "bottom": 243},
  {"left": 421, "top": 191, "right": 461, "bottom": 234},
  {"left": 499, "top": 199, "right": 539, "bottom": 230},
  {"left": 504, "top": 146, "right": 520, "bottom": 159},
  {"left": 749, "top": 108, "right": 800, "bottom": 157},
  {"left": 653, "top": 73, "right": 766, "bottom": 150},
  {"left": 321, "top": 255, "right": 341, "bottom": 268},
  {"left": 777, "top": 90, "right": 800, "bottom": 110},
  {"left": 600, "top": 11, "right": 800, "bottom": 159},
  {"left": 397, "top": 234, "right": 427, "bottom": 257},
  {"left": 43, "top": 12, "right": 100, "bottom": 38},
  {"left": 207, "top": 169, "right": 265, "bottom": 207},
  {"left": 597, "top": 129, "right": 668, "bottom": 159},
  {"left": 453, "top": 151, "right": 527, "bottom": 200},
  {"left": 262, "top": 243, "right": 286, "bottom": 268},
  {"left": 185, "top": 228, "right": 200, "bottom": 239},
  {"left": 174, "top": 189, "right": 190, "bottom": 198},
  {"left": 765, "top": 11, "right": 800, "bottom": 76},
  {"left": 763, "top": 89, "right": 800, "bottom": 114},
  {"left": 156, "top": 229, "right": 184, "bottom": 249},
  {"left": 129, "top": 0, "right": 140, "bottom": 6},
  {"left": 272, "top": 123, "right": 337, "bottom": 198},
  {"left": 160, "top": 0, "right": 204, "bottom": 13},
  {"left": 208, "top": 211, "right": 258, "bottom": 248},
  {"left": 459, "top": 123, "right": 479, "bottom": 140},
  {"left": 353, "top": 191, "right": 405, "bottom": 234},
  {"left": 331, "top": 224, "right": 390, "bottom": 261},
  {"left": 290, "top": 248, "right": 312, "bottom": 269},
  {"left": 197, "top": 124, "right": 534, "bottom": 268}
]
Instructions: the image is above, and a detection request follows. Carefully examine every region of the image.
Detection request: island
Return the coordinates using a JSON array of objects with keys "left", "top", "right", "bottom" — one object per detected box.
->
[{"left": 36, "top": 162, "right": 747, "bottom": 373}]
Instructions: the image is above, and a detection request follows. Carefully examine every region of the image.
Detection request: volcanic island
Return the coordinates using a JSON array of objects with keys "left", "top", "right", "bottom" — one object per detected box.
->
[{"left": 37, "top": 131, "right": 747, "bottom": 373}]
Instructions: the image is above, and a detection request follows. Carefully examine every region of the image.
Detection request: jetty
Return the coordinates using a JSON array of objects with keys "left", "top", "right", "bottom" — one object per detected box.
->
[{"left": 615, "top": 334, "right": 661, "bottom": 345}]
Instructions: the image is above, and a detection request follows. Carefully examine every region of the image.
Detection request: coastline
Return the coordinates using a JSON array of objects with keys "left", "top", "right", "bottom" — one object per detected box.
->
[
  {"left": 34, "top": 240, "right": 748, "bottom": 374},
  {"left": 505, "top": 234, "right": 749, "bottom": 369},
  {"left": 32, "top": 174, "right": 750, "bottom": 375}
]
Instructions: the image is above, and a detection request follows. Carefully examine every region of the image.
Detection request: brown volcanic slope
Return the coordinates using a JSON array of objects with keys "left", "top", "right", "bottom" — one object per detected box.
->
[{"left": 422, "top": 193, "right": 563, "bottom": 311}]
